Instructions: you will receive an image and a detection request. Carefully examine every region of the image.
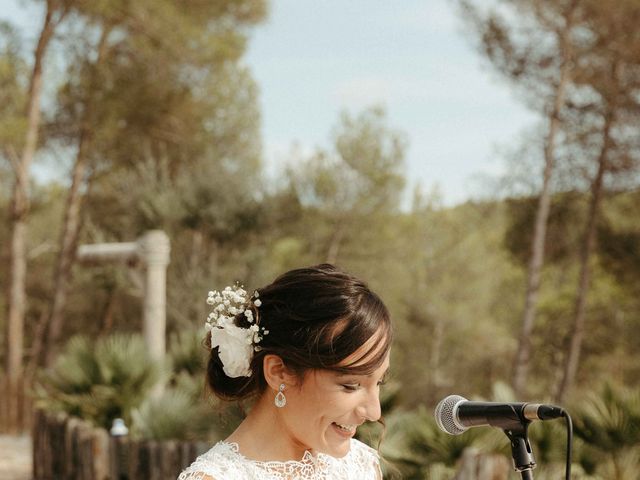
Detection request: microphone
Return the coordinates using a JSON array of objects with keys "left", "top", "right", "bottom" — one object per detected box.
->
[{"left": 434, "top": 394, "right": 565, "bottom": 435}]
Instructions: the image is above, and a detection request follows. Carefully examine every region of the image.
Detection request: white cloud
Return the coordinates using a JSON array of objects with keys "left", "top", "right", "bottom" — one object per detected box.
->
[
  {"left": 330, "top": 66, "right": 514, "bottom": 112},
  {"left": 331, "top": 76, "right": 393, "bottom": 108}
]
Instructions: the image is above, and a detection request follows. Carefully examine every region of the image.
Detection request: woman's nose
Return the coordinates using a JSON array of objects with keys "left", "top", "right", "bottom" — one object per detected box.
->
[{"left": 357, "top": 388, "right": 382, "bottom": 422}]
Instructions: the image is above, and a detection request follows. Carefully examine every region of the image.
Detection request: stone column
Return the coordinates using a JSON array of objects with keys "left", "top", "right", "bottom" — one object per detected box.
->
[{"left": 137, "top": 230, "right": 171, "bottom": 365}]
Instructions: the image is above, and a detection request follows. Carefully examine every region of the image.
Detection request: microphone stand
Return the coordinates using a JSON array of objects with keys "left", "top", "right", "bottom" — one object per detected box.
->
[{"left": 504, "top": 423, "right": 536, "bottom": 479}]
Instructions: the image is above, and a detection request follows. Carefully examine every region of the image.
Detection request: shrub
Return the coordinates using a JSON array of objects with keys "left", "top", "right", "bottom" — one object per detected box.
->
[{"left": 35, "top": 333, "right": 167, "bottom": 429}]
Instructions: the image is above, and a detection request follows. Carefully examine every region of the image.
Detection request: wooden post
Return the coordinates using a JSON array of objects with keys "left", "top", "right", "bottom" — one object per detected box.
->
[
  {"left": 160, "top": 440, "right": 180, "bottom": 479},
  {"left": 65, "top": 416, "right": 81, "bottom": 479},
  {"left": 51, "top": 412, "right": 67, "bottom": 477},
  {"left": 92, "top": 426, "right": 110, "bottom": 480},
  {"left": 33, "top": 410, "right": 211, "bottom": 480},
  {"left": 32, "top": 410, "right": 43, "bottom": 479},
  {"left": 110, "top": 435, "right": 130, "bottom": 480}
]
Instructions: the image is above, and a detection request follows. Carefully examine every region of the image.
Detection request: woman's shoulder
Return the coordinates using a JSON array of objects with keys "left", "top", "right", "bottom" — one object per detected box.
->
[{"left": 178, "top": 441, "right": 246, "bottom": 480}]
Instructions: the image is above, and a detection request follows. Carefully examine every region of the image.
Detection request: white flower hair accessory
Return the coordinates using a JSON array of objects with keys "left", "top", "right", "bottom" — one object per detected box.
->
[{"left": 205, "top": 285, "right": 267, "bottom": 378}]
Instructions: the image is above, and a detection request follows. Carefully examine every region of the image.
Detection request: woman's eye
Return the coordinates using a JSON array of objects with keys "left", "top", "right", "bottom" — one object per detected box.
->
[{"left": 341, "top": 384, "right": 360, "bottom": 391}]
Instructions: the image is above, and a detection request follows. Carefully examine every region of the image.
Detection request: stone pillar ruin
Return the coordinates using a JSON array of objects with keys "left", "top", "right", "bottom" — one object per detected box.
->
[
  {"left": 76, "top": 230, "right": 171, "bottom": 375},
  {"left": 137, "top": 230, "right": 171, "bottom": 364}
]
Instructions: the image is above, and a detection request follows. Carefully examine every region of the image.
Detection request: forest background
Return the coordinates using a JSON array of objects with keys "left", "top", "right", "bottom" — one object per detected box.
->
[{"left": 1, "top": 0, "right": 639, "bottom": 478}]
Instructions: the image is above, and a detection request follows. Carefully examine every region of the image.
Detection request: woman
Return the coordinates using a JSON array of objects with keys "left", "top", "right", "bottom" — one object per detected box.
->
[{"left": 178, "top": 264, "right": 392, "bottom": 480}]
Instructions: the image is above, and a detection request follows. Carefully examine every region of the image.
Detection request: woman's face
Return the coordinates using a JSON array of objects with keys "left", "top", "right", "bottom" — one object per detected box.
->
[{"left": 278, "top": 343, "right": 390, "bottom": 458}]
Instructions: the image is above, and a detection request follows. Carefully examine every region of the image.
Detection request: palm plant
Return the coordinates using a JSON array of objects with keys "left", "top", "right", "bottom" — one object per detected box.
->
[
  {"left": 532, "top": 463, "right": 602, "bottom": 480},
  {"left": 130, "top": 328, "right": 246, "bottom": 442},
  {"left": 378, "top": 405, "right": 485, "bottom": 479},
  {"left": 571, "top": 382, "right": 640, "bottom": 479},
  {"left": 169, "top": 329, "right": 208, "bottom": 377},
  {"left": 131, "top": 387, "right": 209, "bottom": 441},
  {"left": 374, "top": 380, "right": 598, "bottom": 479},
  {"left": 130, "top": 383, "right": 245, "bottom": 442},
  {"left": 34, "top": 333, "right": 167, "bottom": 429}
]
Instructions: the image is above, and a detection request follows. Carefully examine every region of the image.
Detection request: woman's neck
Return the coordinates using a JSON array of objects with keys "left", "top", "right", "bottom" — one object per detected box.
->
[{"left": 225, "top": 392, "right": 311, "bottom": 462}]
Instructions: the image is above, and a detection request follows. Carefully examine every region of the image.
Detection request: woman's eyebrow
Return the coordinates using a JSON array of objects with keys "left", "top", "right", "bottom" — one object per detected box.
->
[{"left": 335, "top": 367, "right": 390, "bottom": 379}]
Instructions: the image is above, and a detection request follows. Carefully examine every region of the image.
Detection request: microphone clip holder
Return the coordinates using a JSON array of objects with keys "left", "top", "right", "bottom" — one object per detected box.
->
[{"left": 503, "top": 422, "right": 536, "bottom": 480}]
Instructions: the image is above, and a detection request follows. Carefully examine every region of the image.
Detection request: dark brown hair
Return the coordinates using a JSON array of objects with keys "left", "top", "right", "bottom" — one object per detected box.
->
[{"left": 206, "top": 263, "right": 392, "bottom": 400}]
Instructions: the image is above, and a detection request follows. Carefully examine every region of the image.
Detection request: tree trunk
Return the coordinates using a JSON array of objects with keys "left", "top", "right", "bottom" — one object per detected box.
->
[
  {"left": 34, "top": 25, "right": 112, "bottom": 367},
  {"left": 24, "top": 309, "right": 48, "bottom": 383},
  {"left": 4, "top": 2, "right": 59, "bottom": 433},
  {"left": 512, "top": 2, "right": 577, "bottom": 398},
  {"left": 555, "top": 111, "right": 613, "bottom": 403},
  {"left": 43, "top": 136, "right": 91, "bottom": 366}
]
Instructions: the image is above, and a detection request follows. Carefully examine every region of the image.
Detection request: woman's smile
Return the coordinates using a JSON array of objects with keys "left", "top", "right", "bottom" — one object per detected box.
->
[{"left": 331, "top": 422, "right": 358, "bottom": 437}]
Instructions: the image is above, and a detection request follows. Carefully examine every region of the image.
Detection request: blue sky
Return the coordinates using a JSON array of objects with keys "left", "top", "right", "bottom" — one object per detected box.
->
[{"left": 3, "top": 0, "right": 537, "bottom": 205}]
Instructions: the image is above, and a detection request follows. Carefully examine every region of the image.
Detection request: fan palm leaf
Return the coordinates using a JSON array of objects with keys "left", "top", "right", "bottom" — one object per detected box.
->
[{"left": 35, "top": 333, "right": 166, "bottom": 429}]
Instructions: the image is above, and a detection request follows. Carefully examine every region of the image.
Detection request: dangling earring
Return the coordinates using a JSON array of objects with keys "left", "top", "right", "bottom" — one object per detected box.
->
[{"left": 275, "top": 383, "right": 287, "bottom": 408}]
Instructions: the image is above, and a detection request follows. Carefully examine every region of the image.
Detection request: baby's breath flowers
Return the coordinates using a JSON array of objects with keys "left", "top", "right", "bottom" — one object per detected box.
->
[{"left": 205, "top": 285, "right": 268, "bottom": 378}]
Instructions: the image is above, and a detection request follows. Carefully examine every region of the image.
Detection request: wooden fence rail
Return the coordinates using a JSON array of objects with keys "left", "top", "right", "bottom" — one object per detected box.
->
[{"left": 32, "top": 410, "right": 208, "bottom": 480}]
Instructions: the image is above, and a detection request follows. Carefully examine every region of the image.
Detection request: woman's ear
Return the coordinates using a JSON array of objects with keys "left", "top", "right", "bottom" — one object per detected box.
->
[{"left": 263, "top": 354, "right": 296, "bottom": 390}]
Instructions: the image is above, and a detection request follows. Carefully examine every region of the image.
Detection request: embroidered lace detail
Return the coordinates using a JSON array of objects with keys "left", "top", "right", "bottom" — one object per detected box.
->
[{"left": 177, "top": 438, "right": 381, "bottom": 480}]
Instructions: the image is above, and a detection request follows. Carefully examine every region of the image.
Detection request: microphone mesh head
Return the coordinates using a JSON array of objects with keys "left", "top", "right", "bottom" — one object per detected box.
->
[{"left": 434, "top": 394, "right": 467, "bottom": 435}]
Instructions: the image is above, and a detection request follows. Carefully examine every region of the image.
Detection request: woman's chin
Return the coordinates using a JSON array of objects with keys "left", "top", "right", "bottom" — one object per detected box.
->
[{"left": 319, "top": 427, "right": 353, "bottom": 458}]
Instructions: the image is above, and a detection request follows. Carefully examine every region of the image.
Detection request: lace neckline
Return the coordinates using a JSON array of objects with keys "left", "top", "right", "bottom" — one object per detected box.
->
[
  {"left": 217, "top": 440, "right": 335, "bottom": 470},
  {"left": 178, "top": 438, "right": 379, "bottom": 479}
]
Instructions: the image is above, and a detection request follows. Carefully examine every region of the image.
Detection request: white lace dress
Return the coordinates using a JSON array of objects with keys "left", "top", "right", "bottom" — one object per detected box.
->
[{"left": 177, "top": 438, "right": 382, "bottom": 480}]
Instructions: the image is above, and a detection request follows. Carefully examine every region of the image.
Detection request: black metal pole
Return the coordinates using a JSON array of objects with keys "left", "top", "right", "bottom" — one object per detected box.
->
[{"left": 520, "top": 468, "right": 534, "bottom": 480}]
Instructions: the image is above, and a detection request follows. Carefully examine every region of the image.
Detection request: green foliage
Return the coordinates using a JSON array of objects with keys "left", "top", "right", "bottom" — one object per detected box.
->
[
  {"left": 503, "top": 192, "right": 585, "bottom": 266},
  {"left": 130, "top": 387, "right": 212, "bottom": 441},
  {"left": 129, "top": 380, "right": 245, "bottom": 442},
  {"left": 391, "top": 201, "right": 522, "bottom": 406},
  {"left": 376, "top": 381, "right": 640, "bottom": 479},
  {"left": 33, "top": 330, "right": 245, "bottom": 442},
  {"left": 572, "top": 383, "right": 640, "bottom": 453},
  {"left": 532, "top": 383, "right": 640, "bottom": 479},
  {"left": 169, "top": 329, "right": 207, "bottom": 377},
  {"left": 290, "top": 106, "right": 406, "bottom": 215},
  {"left": 598, "top": 198, "right": 640, "bottom": 292},
  {"left": 379, "top": 405, "right": 484, "bottom": 479},
  {"left": 35, "top": 334, "right": 166, "bottom": 429}
]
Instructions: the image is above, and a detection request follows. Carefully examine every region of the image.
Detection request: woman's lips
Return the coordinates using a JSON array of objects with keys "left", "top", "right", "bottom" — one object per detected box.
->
[{"left": 331, "top": 422, "right": 357, "bottom": 437}]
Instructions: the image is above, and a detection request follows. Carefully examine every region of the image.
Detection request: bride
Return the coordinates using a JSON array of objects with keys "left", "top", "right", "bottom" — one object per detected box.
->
[{"left": 178, "top": 264, "right": 392, "bottom": 480}]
